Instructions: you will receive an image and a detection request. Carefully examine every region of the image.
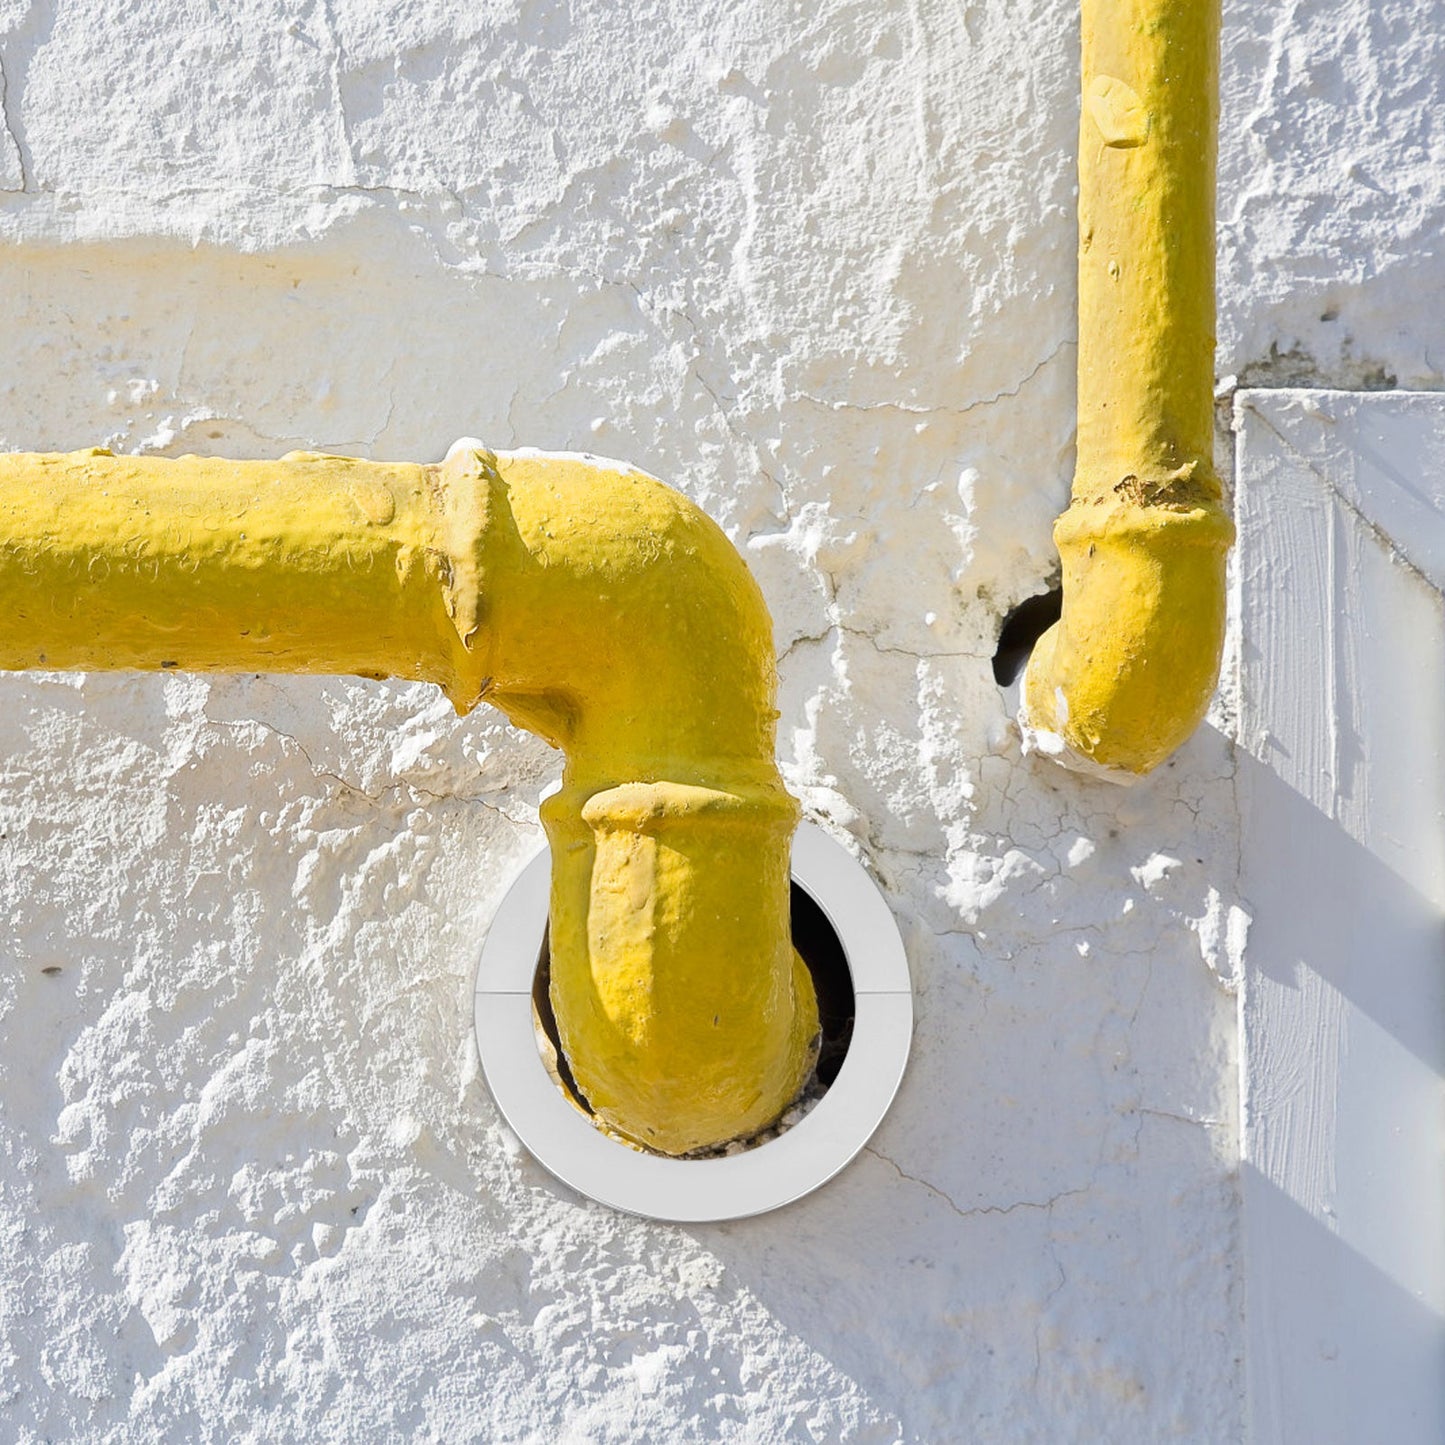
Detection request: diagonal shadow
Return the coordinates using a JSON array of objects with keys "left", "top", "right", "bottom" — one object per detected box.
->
[
  {"left": 1234, "top": 742, "right": 1445, "bottom": 1076},
  {"left": 1243, "top": 1163, "right": 1445, "bottom": 1444}
]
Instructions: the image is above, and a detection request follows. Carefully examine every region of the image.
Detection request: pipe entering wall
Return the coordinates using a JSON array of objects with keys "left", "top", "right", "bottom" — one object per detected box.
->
[
  {"left": 1020, "top": 0, "right": 1234, "bottom": 777},
  {"left": 0, "top": 441, "right": 817, "bottom": 1156}
]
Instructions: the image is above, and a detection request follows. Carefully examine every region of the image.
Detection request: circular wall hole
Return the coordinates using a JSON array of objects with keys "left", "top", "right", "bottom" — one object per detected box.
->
[{"left": 475, "top": 823, "right": 912, "bottom": 1221}]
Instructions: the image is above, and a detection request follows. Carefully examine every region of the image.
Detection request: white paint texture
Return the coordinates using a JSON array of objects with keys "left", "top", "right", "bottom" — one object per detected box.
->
[
  {"left": 1235, "top": 392, "right": 1445, "bottom": 1443},
  {"left": 0, "top": 0, "right": 1435, "bottom": 1438}
]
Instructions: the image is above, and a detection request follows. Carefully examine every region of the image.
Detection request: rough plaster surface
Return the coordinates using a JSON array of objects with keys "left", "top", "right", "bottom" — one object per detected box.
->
[{"left": 0, "top": 0, "right": 1429, "bottom": 1438}]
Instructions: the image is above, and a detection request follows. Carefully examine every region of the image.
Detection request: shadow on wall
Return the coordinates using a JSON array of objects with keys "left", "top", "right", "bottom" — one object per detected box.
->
[
  {"left": 1242, "top": 1164, "right": 1442, "bottom": 1439},
  {"left": 654, "top": 739, "right": 1445, "bottom": 1439},
  {"left": 1233, "top": 742, "right": 1443, "bottom": 1081},
  {"left": 1232, "top": 742, "right": 1445, "bottom": 1441}
]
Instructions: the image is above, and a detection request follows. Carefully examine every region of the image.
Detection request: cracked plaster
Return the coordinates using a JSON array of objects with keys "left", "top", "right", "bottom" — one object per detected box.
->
[
  {"left": 0, "top": 51, "right": 23, "bottom": 191},
  {"left": 0, "top": 0, "right": 1433, "bottom": 1439}
]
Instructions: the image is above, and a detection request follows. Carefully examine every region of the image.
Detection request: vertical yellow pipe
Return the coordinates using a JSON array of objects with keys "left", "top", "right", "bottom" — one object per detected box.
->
[{"left": 1021, "top": 0, "right": 1234, "bottom": 777}]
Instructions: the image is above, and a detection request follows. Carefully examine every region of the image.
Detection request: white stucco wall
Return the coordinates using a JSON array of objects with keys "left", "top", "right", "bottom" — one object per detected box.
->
[{"left": 0, "top": 2, "right": 1438, "bottom": 1439}]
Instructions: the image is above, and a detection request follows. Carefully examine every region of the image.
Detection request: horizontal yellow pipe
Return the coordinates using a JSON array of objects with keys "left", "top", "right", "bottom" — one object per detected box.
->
[
  {"left": 0, "top": 443, "right": 817, "bottom": 1155},
  {"left": 1021, "top": 0, "right": 1234, "bottom": 777}
]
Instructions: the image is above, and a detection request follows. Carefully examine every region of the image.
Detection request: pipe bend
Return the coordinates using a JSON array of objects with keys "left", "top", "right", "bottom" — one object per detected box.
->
[
  {"left": 461, "top": 445, "right": 818, "bottom": 1154},
  {"left": 1019, "top": 488, "right": 1234, "bottom": 778}
]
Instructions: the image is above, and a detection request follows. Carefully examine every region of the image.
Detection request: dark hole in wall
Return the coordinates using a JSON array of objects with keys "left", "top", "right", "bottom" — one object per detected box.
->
[
  {"left": 531, "top": 879, "right": 857, "bottom": 1115},
  {"left": 992, "top": 586, "right": 1063, "bottom": 686},
  {"left": 790, "top": 882, "right": 855, "bottom": 1088},
  {"left": 531, "top": 925, "right": 594, "bottom": 1115}
]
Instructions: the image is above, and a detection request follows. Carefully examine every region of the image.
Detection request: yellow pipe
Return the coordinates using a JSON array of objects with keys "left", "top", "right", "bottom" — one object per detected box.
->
[
  {"left": 1021, "top": 0, "right": 1234, "bottom": 777},
  {"left": 0, "top": 442, "right": 817, "bottom": 1155}
]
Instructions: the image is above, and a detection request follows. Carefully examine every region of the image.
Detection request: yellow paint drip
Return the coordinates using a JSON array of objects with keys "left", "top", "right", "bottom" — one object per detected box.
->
[
  {"left": 0, "top": 442, "right": 816, "bottom": 1155},
  {"left": 1023, "top": 0, "right": 1234, "bottom": 776}
]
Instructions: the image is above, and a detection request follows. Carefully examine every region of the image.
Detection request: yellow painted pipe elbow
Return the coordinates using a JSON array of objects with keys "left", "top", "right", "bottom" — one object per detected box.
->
[
  {"left": 0, "top": 441, "right": 816, "bottom": 1155},
  {"left": 474, "top": 448, "right": 818, "bottom": 1154},
  {"left": 1021, "top": 0, "right": 1234, "bottom": 778}
]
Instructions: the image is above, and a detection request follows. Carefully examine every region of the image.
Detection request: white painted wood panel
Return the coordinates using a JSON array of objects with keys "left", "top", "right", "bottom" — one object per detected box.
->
[{"left": 1235, "top": 390, "right": 1445, "bottom": 1443}]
